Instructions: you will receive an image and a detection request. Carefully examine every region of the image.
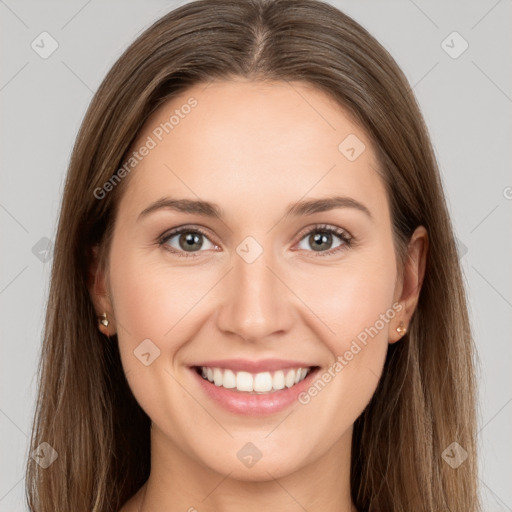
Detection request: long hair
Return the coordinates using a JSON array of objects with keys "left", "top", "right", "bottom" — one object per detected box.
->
[{"left": 25, "top": 1, "right": 479, "bottom": 510}]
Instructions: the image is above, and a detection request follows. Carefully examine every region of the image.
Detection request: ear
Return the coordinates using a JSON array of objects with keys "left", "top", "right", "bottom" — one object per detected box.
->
[
  {"left": 87, "top": 244, "right": 116, "bottom": 336},
  {"left": 389, "top": 225, "right": 428, "bottom": 344}
]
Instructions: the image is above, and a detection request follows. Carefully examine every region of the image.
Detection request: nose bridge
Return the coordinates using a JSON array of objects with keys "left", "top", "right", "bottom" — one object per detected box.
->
[{"left": 217, "top": 239, "right": 291, "bottom": 342}]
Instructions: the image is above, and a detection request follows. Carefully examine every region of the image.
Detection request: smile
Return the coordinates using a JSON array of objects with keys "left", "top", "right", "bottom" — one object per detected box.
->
[
  {"left": 189, "top": 359, "right": 321, "bottom": 415},
  {"left": 195, "top": 366, "right": 313, "bottom": 394}
]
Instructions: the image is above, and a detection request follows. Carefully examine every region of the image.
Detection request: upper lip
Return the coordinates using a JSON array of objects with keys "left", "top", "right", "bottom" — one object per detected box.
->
[{"left": 191, "top": 359, "right": 316, "bottom": 373}]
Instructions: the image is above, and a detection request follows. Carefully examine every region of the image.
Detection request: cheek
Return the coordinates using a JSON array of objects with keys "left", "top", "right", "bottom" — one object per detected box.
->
[
  {"left": 107, "top": 245, "right": 211, "bottom": 428},
  {"left": 292, "top": 247, "right": 397, "bottom": 347},
  {"left": 107, "top": 239, "right": 168, "bottom": 374},
  {"left": 291, "top": 246, "right": 397, "bottom": 419},
  {"left": 108, "top": 240, "right": 223, "bottom": 380}
]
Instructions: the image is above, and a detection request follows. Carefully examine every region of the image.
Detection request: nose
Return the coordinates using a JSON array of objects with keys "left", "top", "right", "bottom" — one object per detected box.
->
[{"left": 215, "top": 245, "right": 295, "bottom": 343}]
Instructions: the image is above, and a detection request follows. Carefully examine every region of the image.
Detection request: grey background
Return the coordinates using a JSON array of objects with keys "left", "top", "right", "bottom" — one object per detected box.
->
[{"left": 1, "top": 0, "right": 511, "bottom": 510}]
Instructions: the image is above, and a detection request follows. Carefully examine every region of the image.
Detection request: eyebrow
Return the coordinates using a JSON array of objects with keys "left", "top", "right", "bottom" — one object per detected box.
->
[{"left": 137, "top": 195, "right": 373, "bottom": 221}]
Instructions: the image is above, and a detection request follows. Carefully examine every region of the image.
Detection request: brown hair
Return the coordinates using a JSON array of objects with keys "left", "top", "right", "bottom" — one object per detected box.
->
[{"left": 25, "top": 0, "right": 479, "bottom": 510}]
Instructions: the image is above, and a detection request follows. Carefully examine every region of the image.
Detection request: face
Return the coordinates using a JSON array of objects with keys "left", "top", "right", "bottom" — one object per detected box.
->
[{"left": 91, "top": 79, "right": 422, "bottom": 482}]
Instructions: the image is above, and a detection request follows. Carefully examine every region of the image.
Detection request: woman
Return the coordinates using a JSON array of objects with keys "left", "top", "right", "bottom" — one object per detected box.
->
[{"left": 25, "top": 0, "right": 479, "bottom": 510}]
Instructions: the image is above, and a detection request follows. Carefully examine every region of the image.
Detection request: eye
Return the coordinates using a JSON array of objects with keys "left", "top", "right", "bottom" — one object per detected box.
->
[
  {"left": 158, "top": 223, "right": 353, "bottom": 258},
  {"left": 158, "top": 226, "right": 217, "bottom": 257},
  {"left": 295, "top": 224, "right": 352, "bottom": 257}
]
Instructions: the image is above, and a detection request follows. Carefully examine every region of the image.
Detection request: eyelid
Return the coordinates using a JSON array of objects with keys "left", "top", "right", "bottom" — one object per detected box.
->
[{"left": 294, "top": 223, "right": 352, "bottom": 242}]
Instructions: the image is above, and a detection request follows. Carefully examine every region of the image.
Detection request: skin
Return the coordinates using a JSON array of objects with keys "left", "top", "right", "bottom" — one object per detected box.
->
[{"left": 89, "top": 79, "right": 427, "bottom": 512}]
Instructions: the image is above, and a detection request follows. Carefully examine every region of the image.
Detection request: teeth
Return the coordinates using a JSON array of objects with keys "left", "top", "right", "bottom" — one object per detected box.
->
[
  {"left": 285, "top": 369, "right": 295, "bottom": 388},
  {"left": 199, "top": 366, "right": 311, "bottom": 393},
  {"left": 213, "top": 368, "right": 223, "bottom": 386},
  {"left": 272, "top": 370, "right": 285, "bottom": 390},
  {"left": 254, "top": 372, "right": 273, "bottom": 392},
  {"left": 236, "top": 371, "right": 253, "bottom": 392},
  {"left": 223, "top": 369, "right": 236, "bottom": 389}
]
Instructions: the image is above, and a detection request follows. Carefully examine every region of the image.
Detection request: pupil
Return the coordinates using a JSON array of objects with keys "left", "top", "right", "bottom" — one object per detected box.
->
[
  {"left": 180, "top": 232, "right": 202, "bottom": 251},
  {"left": 311, "top": 232, "right": 331, "bottom": 251}
]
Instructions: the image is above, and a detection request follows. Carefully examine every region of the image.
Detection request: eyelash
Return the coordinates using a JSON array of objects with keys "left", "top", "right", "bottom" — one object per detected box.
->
[{"left": 157, "top": 223, "right": 353, "bottom": 259}]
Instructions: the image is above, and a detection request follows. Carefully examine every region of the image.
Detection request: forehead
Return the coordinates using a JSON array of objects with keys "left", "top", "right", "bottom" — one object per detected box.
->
[{"left": 118, "top": 79, "right": 387, "bottom": 221}]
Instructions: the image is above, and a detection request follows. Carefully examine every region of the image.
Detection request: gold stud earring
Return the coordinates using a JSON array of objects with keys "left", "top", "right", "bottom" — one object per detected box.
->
[
  {"left": 99, "top": 312, "right": 109, "bottom": 327},
  {"left": 396, "top": 321, "right": 407, "bottom": 335}
]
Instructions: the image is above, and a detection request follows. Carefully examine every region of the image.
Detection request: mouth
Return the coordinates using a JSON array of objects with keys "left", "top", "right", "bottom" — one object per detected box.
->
[
  {"left": 193, "top": 365, "right": 318, "bottom": 394},
  {"left": 188, "top": 358, "right": 321, "bottom": 415}
]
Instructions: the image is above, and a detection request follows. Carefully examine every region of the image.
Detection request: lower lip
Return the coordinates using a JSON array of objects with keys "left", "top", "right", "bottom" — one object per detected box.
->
[{"left": 190, "top": 367, "right": 319, "bottom": 416}]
